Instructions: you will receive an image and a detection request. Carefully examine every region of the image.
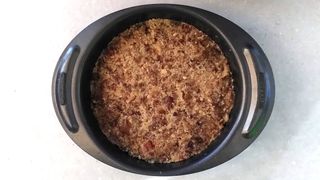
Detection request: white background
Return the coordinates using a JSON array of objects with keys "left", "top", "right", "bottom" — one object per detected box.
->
[{"left": 0, "top": 0, "right": 320, "bottom": 179}]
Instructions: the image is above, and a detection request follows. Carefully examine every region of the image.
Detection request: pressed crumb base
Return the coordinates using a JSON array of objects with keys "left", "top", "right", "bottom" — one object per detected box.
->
[{"left": 91, "top": 19, "right": 235, "bottom": 163}]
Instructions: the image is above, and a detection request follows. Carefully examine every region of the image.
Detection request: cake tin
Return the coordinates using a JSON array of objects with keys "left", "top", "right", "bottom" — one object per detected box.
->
[{"left": 52, "top": 4, "right": 275, "bottom": 176}]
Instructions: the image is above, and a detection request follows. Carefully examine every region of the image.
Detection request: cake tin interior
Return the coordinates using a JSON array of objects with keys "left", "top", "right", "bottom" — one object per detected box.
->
[{"left": 78, "top": 8, "right": 244, "bottom": 172}]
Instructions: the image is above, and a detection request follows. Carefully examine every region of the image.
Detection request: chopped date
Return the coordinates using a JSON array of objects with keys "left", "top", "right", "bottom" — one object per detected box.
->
[
  {"left": 196, "top": 118, "right": 206, "bottom": 126},
  {"left": 186, "top": 136, "right": 204, "bottom": 151},
  {"left": 172, "top": 109, "right": 187, "bottom": 117},
  {"left": 130, "top": 110, "right": 141, "bottom": 116},
  {"left": 119, "top": 119, "right": 131, "bottom": 135},
  {"left": 106, "top": 118, "right": 118, "bottom": 127},
  {"left": 149, "top": 115, "right": 167, "bottom": 130},
  {"left": 101, "top": 79, "right": 116, "bottom": 91},
  {"left": 163, "top": 95, "right": 175, "bottom": 110},
  {"left": 143, "top": 140, "right": 155, "bottom": 152},
  {"left": 182, "top": 91, "right": 192, "bottom": 101},
  {"left": 158, "top": 108, "right": 166, "bottom": 114},
  {"left": 153, "top": 99, "right": 160, "bottom": 106}
]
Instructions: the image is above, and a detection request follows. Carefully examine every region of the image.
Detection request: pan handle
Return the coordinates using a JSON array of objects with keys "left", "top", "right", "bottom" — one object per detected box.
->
[
  {"left": 54, "top": 45, "right": 80, "bottom": 133},
  {"left": 241, "top": 46, "right": 272, "bottom": 138},
  {"left": 241, "top": 48, "right": 258, "bottom": 135}
]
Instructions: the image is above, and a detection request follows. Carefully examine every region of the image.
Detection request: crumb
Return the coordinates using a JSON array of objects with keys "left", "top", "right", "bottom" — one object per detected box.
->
[{"left": 91, "top": 19, "right": 235, "bottom": 163}]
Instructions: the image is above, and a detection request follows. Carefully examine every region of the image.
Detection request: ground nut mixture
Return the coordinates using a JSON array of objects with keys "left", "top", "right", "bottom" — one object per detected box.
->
[{"left": 91, "top": 19, "right": 235, "bottom": 163}]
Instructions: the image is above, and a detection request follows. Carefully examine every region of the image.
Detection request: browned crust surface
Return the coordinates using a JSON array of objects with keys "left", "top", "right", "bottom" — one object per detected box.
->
[{"left": 91, "top": 19, "right": 235, "bottom": 163}]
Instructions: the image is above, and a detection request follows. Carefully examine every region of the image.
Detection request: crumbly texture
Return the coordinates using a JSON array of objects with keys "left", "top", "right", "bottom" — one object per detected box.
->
[{"left": 91, "top": 19, "right": 235, "bottom": 163}]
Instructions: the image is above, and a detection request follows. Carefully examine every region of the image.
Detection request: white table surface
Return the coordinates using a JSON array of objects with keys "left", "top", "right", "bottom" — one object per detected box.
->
[{"left": 0, "top": 0, "right": 319, "bottom": 179}]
